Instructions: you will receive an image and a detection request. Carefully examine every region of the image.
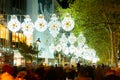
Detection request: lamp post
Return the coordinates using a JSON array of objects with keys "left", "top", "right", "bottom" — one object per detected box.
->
[{"left": 36, "top": 38, "right": 41, "bottom": 65}]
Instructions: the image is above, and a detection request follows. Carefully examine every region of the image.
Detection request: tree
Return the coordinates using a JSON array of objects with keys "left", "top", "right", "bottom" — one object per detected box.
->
[
  {"left": 18, "top": 42, "right": 39, "bottom": 64},
  {"left": 57, "top": 0, "right": 120, "bottom": 67}
]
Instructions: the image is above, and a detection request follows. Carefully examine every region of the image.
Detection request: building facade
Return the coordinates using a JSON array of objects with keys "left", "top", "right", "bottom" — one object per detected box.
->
[{"left": 0, "top": 0, "right": 60, "bottom": 66}]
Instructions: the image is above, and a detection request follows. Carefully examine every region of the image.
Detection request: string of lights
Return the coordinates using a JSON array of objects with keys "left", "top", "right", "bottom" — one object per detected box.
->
[{"left": 7, "top": 13, "right": 75, "bottom": 37}]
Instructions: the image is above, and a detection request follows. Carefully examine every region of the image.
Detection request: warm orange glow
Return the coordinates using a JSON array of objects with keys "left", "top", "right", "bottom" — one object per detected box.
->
[
  {"left": 39, "top": 23, "right": 44, "bottom": 27},
  {"left": 66, "top": 21, "right": 71, "bottom": 27},
  {"left": 12, "top": 23, "right": 17, "bottom": 28},
  {"left": 0, "top": 24, "right": 9, "bottom": 40},
  {"left": 26, "top": 34, "right": 33, "bottom": 45},
  {"left": 12, "top": 32, "right": 26, "bottom": 42},
  {"left": 0, "top": 24, "right": 27, "bottom": 45},
  {"left": 52, "top": 24, "right": 57, "bottom": 30}
]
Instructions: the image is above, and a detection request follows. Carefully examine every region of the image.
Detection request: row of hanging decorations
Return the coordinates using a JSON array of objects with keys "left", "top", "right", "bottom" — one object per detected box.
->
[{"left": 7, "top": 13, "right": 75, "bottom": 37}]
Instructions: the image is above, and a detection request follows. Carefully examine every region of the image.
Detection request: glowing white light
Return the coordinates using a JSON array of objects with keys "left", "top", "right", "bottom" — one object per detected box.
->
[
  {"left": 68, "top": 33, "right": 76, "bottom": 44},
  {"left": 75, "top": 47, "right": 84, "bottom": 57},
  {"left": 69, "top": 45, "right": 76, "bottom": 54},
  {"left": 49, "top": 44, "right": 55, "bottom": 53},
  {"left": 23, "top": 32, "right": 33, "bottom": 37},
  {"left": 81, "top": 45, "right": 98, "bottom": 62},
  {"left": 7, "top": 15, "right": 21, "bottom": 32},
  {"left": 35, "top": 14, "right": 47, "bottom": 32},
  {"left": 62, "top": 46, "right": 69, "bottom": 55},
  {"left": 62, "top": 13, "right": 75, "bottom": 31},
  {"left": 92, "top": 56, "right": 99, "bottom": 63},
  {"left": 59, "top": 33, "right": 68, "bottom": 45},
  {"left": 48, "top": 14, "right": 61, "bottom": 37},
  {"left": 55, "top": 44, "right": 62, "bottom": 52},
  {"left": 83, "top": 44, "right": 89, "bottom": 50},
  {"left": 21, "top": 15, "right": 34, "bottom": 35},
  {"left": 49, "top": 31, "right": 59, "bottom": 38},
  {"left": 77, "top": 33, "right": 86, "bottom": 44},
  {"left": 89, "top": 49, "right": 96, "bottom": 57}
]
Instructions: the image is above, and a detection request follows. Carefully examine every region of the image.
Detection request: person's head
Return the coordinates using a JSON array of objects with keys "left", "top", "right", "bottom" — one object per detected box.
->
[
  {"left": 3, "top": 64, "right": 14, "bottom": 75},
  {"left": 16, "top": 71, "right": 27, "bottom": 78}
]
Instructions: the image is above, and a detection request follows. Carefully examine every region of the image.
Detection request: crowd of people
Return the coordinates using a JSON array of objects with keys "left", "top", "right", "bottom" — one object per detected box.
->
[{"left": 0, "top": 63, "right": 120, "bottom": 80}]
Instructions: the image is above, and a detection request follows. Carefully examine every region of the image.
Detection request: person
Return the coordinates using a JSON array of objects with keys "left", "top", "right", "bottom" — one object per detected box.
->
[
  {"left": 67, "top": 65, "right": 76, "bottom": 80},
  {"left": 0, "top": 64, "right": 14, "bottom": 80},
  {"left": 15, "top": 71, "right": 27, "bottom": 80}
]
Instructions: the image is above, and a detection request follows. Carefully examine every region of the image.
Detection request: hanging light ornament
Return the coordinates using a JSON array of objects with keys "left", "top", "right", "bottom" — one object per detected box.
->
[
  {"left": 48, "top": 14, "right": 61, "bottom": 37},
  {"left": 7, "top": 15, "right": 21, "bottom": 32},
  {"left": 69, "top": 45, "right": 77, "bottom": 54},
  {"left": 77, "top": 33, "right": 86, "bottom": 47},
  {"left": 21, "top": 15, "right": 34, "bottom": 36},
  {"left": 76, "top": 47, "right": 83, "bottom": 57},
  {"left": 61, "top": 13, "right": 75, "bottom": 31},
  {"left": 59, "top": 33, "right": 68, "bottom": 46},
  {"left": 68, "top": 33, "right": 76, "bottom": 44},
  {"left": 55, "top": 44, "right": 62, "bottom": 52},
  {"left": 62, "top": 46, "right": 69, "bottom": 55},
  {"left": 35, "top": 14, "right": 47, "bottom": 32}
]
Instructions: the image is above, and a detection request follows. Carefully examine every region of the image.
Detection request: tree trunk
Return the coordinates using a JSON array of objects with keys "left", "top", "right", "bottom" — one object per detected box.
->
[
  {"left": 108, "top": 25, "right": 114, "bottom": 67},
  {"left": 112, "top": 32, "right": 118, "bottom": 67}
]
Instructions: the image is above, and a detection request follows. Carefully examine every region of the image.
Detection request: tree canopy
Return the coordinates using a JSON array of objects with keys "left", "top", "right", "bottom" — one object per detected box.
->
[
  {"left": 57, "top": 0, "right": 120, "bottom": 65},
  {"left": 18, "top": 42, "right": 39, "bottom": 63}
]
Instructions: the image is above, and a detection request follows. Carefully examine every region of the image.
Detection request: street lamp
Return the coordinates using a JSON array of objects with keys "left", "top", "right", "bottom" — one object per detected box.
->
[{"left": 36, "top": 38, "right": 41, "bottom": 65}]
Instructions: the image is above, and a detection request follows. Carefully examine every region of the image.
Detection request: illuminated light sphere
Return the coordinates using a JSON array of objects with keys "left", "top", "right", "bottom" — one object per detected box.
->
[
  {"left": 90, "top": 49, "right": 96, "bottom": 57},
  {"left": 69, "top": 45, "right": 76, "bottom": 54},
  {"left": 35, "top": 14, "right": 47, "bottom": 32},
  {"left": 83, "top": 54, "right": 92, "bottom": 61},
  {"left": 48, "top": 14, "right": 61, "bottom": 37},
  {"left": 68, "top": 33, "right": 77, "bottom": 44},
  {"left": 83, "top": 44, "right": 89, "bottom": 50},
  {"left": 7, "top": 15, "right": 21, "bottom": 32},
  {"left": 75, "top": 47, "right": 83, "bottom": 57},
  {"left": 61, "top": 13, "right": 75, "bottom": 31},
  {"left": 59, "top": 33, "right": 68, "bottom": 45},
  {"left": 62, "top": 46, "right": 69, "bottom": 55},
  {"left": 55, "top": 44, "right": 62, "bottom": 52},
  {"left": 77, "top": 33, "right": 86, "bottom": 47},
  {"left": 21, "top": 15, "right": 34, "bottom": 35}
]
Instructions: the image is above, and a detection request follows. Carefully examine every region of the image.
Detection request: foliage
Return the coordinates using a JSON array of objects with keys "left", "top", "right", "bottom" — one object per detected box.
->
[
  {"left": 18, "top": 42, "right": 39, "bottom": 63},
  {"left": 57, "top": 0, "right": 120, "bottom": 64}
]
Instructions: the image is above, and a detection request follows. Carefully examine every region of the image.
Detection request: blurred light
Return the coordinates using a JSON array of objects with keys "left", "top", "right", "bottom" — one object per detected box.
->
[
  {"left": 69, "top": 45, "right": 76, "bottom": 54},
  {"left": 21, "top": 15, "right": 34, "bottom": 36},
  {"left": 68, "top": 33, "right": 76, "bottom": 44},
  {"left": 48, "top": 14, "right": 61, "bottom": 37},
  {"left": 59, "top": 33, "right": 68, "bottom": 46},
  {"left": 7, "top": 15, "right": 21, "bottom": 32},
  {"left": 7, "top": 13, "right": 75, "bottom": 35},
  {"left": 35, "top": 14, "right": 47, "bottom": 32},
  {"left": 62, "top": 46, "right": 69, "bottom": 55},
  {"left": 55, "top": 44, "right": 62, "bottom": 52},
  {"left": 36, "top": 38, "right": 41, "bottom": 44},
  {"left": 61, "top": 13, "right": 75, "bottom": 31}
]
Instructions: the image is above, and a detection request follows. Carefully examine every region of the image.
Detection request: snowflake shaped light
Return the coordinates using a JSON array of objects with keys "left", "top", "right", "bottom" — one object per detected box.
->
[
  {"left": 48, "top": 14, "right": 61, "bottom": 37},
  {"left": 68, "top": 33, "right": 76, "bottom": 44},
  {"left": 62, "top": 13, "right": 75, "bottom": 31},
  {"left": 7, "top": 15, "right": 21, "bottom": 32},
  {"left": 21, "top": 15, "right": 34, "bottom": 36},
  {"left": 35, "top": 14, "right": 47, "bottom": 32}
]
